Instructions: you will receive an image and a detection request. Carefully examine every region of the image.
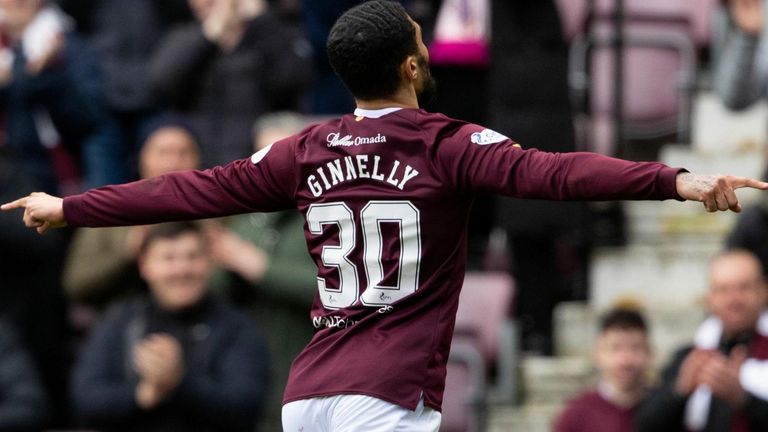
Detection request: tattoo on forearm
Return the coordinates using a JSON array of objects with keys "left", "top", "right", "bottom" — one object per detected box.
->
[{"left": 679, "top": 173, "right": 715, "bottom": 195}]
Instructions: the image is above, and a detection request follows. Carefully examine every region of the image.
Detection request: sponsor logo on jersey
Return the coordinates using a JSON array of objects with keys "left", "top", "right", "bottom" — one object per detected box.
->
[
  {"left": 312, "top": 315, "right": 358, "bottom": 329},
  {"left": 250, "top": 143, "right": 273, "bottom": 164},
  {"left": 327, "top": 132, "right": 387, "bottom": 147},
  {"left": 470, "top": 129, "right": 509, "bottom": 145}
]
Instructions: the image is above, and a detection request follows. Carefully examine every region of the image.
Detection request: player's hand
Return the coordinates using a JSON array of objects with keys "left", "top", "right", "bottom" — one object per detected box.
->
[
  {"left": 675, "top": 172, "right": 768, "bottom": 213},
  {"left": 0, "top": 192, "right": 66, "bottom": 234},
  {"left": 730, "top": 0, "right": 764, "bottom": 36}
]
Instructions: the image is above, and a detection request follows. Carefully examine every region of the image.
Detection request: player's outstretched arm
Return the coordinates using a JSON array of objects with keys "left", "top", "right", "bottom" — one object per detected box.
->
[
  {"left": 675, "top": 172, "right": 768, "bottom": 213},
  {"left": 1, "top": 192, "right": 65, "bottom": 234}
]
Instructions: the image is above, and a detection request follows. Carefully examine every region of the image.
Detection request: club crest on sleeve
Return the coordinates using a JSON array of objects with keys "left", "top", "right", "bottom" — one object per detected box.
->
[
  {"left": 470, "top": 129, "right": 509, "bottom": 145},
  {"left": 251, "top": 143, "right": 273, "bottom": 164}
]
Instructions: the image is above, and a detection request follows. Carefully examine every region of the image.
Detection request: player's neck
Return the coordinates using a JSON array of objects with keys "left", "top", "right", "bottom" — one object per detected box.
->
[{"left": 355, "top": 87, "right": 419, "bottom": 111}]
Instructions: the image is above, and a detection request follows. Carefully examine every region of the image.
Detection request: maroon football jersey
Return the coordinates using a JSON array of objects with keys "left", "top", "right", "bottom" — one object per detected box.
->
[
  {"left": 554, "top": 390, "right": 640, "bottom": 432},
  {"left": 63, "top": 107, "right": 682, "bottom": 411}
]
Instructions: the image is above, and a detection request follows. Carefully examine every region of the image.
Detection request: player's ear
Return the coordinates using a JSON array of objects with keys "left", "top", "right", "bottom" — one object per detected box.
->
[{"left": 401, "top": 55, "right": 419, "bottom": 84}]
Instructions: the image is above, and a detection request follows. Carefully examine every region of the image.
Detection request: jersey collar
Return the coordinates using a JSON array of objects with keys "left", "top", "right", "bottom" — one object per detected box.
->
[{"left": 353, "top": 107, "right": 404, "bottom": 118}]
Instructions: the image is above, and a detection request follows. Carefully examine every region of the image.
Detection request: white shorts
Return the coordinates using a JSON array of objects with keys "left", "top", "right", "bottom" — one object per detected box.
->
[{"left": 281, "top": 394, "right": 442, "bottom": 432}]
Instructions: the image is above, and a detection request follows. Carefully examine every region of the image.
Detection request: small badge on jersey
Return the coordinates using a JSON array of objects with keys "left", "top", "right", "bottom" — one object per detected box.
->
[
  {"left": 470, "top": 129, "right": 509, "bottom": 146},
  {"left": 250, "top": 143, "right": 273, "bottom": 164}
]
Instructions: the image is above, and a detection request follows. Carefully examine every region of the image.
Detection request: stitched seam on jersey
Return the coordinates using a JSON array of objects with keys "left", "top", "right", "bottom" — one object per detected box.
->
[
  {"left": 289, "top": 135, "right": 301, "bottom": 201},
  {"left": 290, "top": 123, "right": 317, "bottom": 201},
  {"left": 419, "top": 289, "right": 444, "bottom": 409},
  {"left": 389, "top": 109, "right": 456, "bottom": 191}
]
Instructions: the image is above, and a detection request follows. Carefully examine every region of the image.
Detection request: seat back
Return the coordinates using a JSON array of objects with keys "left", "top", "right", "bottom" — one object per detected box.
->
[
  {"left": 556, "top": 0, "right": 717, "bottom": 45},
  {"left": 454, "top": 272, "right": 515, "bottom": 361},
  {"left": 565, "top": 0, "right": 719, "bottom": 154},
  {"left": 440, "top": 341, "right": 486, "bottom": 432},
  {"left": 440, "top": 272, "right": 517, "bottom": 432}
]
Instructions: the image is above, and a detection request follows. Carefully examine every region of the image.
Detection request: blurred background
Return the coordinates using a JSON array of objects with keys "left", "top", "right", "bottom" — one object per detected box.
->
[{"left": 1, "top": 0, "right": 767, "bottom": 431}]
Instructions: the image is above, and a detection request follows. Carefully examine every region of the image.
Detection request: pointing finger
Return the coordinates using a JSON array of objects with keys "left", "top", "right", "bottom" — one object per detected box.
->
[
  {"left": 0, "top": 196, "right": 29, "bottom": 211},
  {"left": 730, "top": 177, "right": 768, "bottom": 190}
]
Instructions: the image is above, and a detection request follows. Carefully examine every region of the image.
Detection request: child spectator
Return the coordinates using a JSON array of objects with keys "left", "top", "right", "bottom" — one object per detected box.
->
[{"left": 555, "top": 306, "right": 652, "bottom": 432}]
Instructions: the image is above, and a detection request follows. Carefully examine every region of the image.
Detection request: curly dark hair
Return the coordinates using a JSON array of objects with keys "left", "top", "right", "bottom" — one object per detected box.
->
[{"left": 327, "top": 1, "right": 418, "bottom": 101}]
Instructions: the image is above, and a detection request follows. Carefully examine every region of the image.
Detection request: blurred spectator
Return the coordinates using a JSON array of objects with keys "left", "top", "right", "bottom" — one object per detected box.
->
[
  {"left": 488, "top": 0, "right": 589, "bottom": 354},
  {"left": 149, "top": 0, "right": 313, "bottom": 168},
  {"left": 71, "top": 221, "right": 269, "bottom": 432},
  {"left": 0, "top": 0, "right": 124, "bottom": 191},
  {"left": 420, "top": 0, "right": 495, "bottom": 270},
  {"left": 208, "top": 112, "right": 317, "bottom": 431},
  {"left": 0, "top": 148, "right": 69, "bottom": 427},
  {"left": 636, "top": 250, "right": 768, "bottom": 432},
  {"left": 63, "top": 118, "right": 201, "bottom": 308},
  {"left": 268, "top": 0, "right": 302, "bottom": 22},
  {"left": 554, "top": 307, "right": 652, "bottom": 432},
  {"left": 714, "top": 0, "right": 768, "bottom": 111},
  {"left": 726, "top": 169, "right": 768, "bottom": 275},
  {"left": 0, "top": 319, "right": 49, "bottom": 432},
  {"left": 56, "top": 0, "right": 192, "bottom": 180},
  {"left": 715, "top": 0, "right": 768, "bottom": 299},
  {"left": 300, "top": 0, "right": 361, "bottom": 114}
]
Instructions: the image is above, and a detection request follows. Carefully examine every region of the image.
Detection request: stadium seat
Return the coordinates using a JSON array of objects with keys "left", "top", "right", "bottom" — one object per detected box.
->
[
  {"left": 555, "top": 0, "right": 716, "bottom": 46},
  {"left": 441, "top": 272, "right": 517, "bottom": 432},
  {"left": 560, "top": 0, "right": 717, "bottom": 156}
]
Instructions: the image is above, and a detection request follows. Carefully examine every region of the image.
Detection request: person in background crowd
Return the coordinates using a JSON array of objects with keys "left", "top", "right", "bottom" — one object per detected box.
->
[
  {"left": 63, "top": 118, "right": 202, "bottom": 308},
  {"left": 5, "top": 1, "right": 768, "bottom": 429},
  {"left": 0, "top": 318, "right": 49, "bottom": 432},
  {"left": 714, "top": 0, "right": 768, "bottom": 275},
  {"left": 300, "top": 0, "right": 363, "bottom": 114},
  {"left": 71, "top": 221, "right": 269, "bottom": 432},
  {"left": 726, "top": 168, "right": 768, "bottom": 275},
  {"left": 0, "top": 148, "right": 69, "bottom": 427},
  {"left": 208, "top": 111, "right": 318, "bottom": 431},
  {"left": 555, "top": 306, "right": 652, "bottom": 432},
  {"left": 56, "top": 0, "right": 192, "bottom": 180},
  {"left": 488, "top": 0, "right": 590, "bottom": 354},
  {"left": 0, "top": 0, "right": 123, "bottom": 191},
  {"left": 149, "top": 0, "right": 313, "bottom": 168},
  {"left": 714, "top": 0, "right": 768, "bottom": 112},
  {"left": 636, "top": 250, "right": 768, "bottom": 432}
]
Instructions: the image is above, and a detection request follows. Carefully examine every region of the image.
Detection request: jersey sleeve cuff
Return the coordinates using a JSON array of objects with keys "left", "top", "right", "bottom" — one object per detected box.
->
[
  {"left": 63, "top": 195, "right": 87, "bottom": 227},
  {"left": 660, "top": 167, "right": 688, "bottom": 201}
]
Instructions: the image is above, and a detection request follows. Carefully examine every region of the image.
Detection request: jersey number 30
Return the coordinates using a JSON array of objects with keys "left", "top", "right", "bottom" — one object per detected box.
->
[{"left": 306, "top": 201, "right": 422, "bottom": 310}]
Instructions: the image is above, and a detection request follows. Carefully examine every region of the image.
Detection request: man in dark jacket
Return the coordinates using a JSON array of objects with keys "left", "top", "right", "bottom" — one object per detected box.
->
[
  {"left": 0, "top": 319, "right": 48, "bottom": 432},
  {"left": 636, "top": 250, "right": 768, "bottom": 432},
  {"left": 487, "top": 0, "right": 590, "bottom": 354},
  {"left": 71, "top": 221, "right": 269, "bottom": 432},
  {"left": 149, "top": 0, "right": 313, "bottom": 168},
  {"left": 0, "top": 0, "right": 124, "bottom": 191}
]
